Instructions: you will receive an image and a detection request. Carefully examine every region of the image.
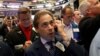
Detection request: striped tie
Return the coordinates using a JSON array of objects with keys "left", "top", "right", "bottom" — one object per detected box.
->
[{"left": 47, "top": 41, "right": 55, "bottom": 56}]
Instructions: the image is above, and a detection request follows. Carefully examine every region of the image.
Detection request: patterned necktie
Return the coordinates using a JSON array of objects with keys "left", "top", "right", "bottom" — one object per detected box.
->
[{"left": 47, "top": 41, "right": 55, "bottom": 56}]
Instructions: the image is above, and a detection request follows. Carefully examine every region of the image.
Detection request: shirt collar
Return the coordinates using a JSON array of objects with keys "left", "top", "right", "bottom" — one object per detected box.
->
[
  {"left": 40, "top": 37, "right": 48, "bottom": 45},
  {"left": 65, "top": 23, "right": 72, "bottom": 28},
  {"left": 40, "top": 37, "right": 55, "bottom": 45},
  {"left": 73, "top": 21, "right": 78, "bottom": 25}
]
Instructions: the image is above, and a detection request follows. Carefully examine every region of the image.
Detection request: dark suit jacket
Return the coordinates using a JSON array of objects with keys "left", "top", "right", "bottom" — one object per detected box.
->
[
  {"left": 0, "top": 24, "right": 16, "bottom": 39},
  {"left": 79, "top": 15, "right": 100, "bottom": 52},
  {"left": 0, "top": 24, "right": 9, "bottom": 38},
  {"left": 0, "top": 42, "right": 14, "bottom": 56},
  {"left": 25, "top": 38, "right": 88, "bottom": 56},
  {"left": 5, "top": 26, "right": 39, "bottom": 56}
]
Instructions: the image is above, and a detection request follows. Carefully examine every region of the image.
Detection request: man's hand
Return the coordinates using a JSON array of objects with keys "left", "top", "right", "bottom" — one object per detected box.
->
[
  {"left": 23, "top": 40, "right": 32, "bottom": 49},
  {"left": 54, "top": 20, "right": 71, "bottom": 46}
]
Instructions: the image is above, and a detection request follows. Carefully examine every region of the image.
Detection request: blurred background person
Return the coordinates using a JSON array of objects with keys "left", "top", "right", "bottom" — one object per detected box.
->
[
  {"left": 78, "top": 0, "right": 90, "bottom": 16},
  {"left": 0, "top": 41, "right": 14, "bottom": 56},
  {"left": 0, "top": 16, "right": 14, "bottom": 41},
  {"left": 79, "top": 3, "right": 100, "bottom": 52},
  {"left": 73, "top": 10, "right": 82, "bottom": 25},
  {"left": 78, "top": 0, "right": 99, "bottom": 16},
  {"left": 12, "top": 16, "right": 19, "bottom": 27},
  {"left": 89, "top": 27, "right": 100, "bottom": 56},
  {"left": 72, "top": 10, "right": 82, "bottom": 43},
  {"left": 5, "top": 7, "right": 38, "bottom": 56},
  {"left": 62, "top": 6, "right": 80, "bottom": 42}
]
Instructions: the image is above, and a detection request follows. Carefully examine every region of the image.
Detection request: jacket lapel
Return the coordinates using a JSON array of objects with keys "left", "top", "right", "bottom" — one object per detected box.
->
[
  {"left": 30, "top": 30, "right": 39, "bottom": 42},
  {"left": 16, "top": 27, "right": 26, "bottom": 43},
  {"left": 34, "top": 39, "right": 50, "bottom": 56}
]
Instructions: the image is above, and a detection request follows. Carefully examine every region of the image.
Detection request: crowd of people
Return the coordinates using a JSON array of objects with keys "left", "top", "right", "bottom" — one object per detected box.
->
[{"left": 0, "top": 0, "right": 100, "bottom": 56}]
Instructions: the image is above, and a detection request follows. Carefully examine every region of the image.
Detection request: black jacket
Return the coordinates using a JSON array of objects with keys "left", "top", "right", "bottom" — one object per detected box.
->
[
  {"left": 5, "top": 26, "right": 39, "bottom": 56},
  {"left": 25, "top": 38, "right": 87, "bottom": 56},
  {"left": 0, "top": 41, "right": 14, "bottom": 56},
  {"left": 79, "top": 15, "right": 100, "bottom": 52}
]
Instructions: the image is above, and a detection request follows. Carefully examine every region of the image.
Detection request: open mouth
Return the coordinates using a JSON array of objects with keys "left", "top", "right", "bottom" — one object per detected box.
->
[{"left": 49, "top": 32, "right": 54, "bottom": 35}]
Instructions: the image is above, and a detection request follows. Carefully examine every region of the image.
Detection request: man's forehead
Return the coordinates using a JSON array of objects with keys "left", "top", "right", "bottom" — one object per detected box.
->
[
  {"left": 18, "top": 7, "right": 30, "bottom": 13},
  {"left": 39, "top": 19, "right": 53, "bottom": 23},
  {"left": 74, "top": 11, "right": 80, "bottom": 14},
  {"left": 19, "top": 13, "right": 31, "bottom": 17},
  {"left": 65, "top": 9, "right": 72, "bottom": 12},
  {"left": 18, "top": 14, "right": 31, "bottom": 19},
  {"left": 7, "top": 20, "right": 11, "bottom": 22}
]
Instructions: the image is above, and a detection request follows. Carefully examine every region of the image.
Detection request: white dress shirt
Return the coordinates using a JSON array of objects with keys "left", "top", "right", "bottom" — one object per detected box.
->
[
  {"left": 40, "top": 37, "right": 53, "bottom": 51},
  {"left": 64, "top": 24, "right": 74, "bottom": 39},
  {"left": 89, "top": 29, "right": 100, "bottom": 56}
]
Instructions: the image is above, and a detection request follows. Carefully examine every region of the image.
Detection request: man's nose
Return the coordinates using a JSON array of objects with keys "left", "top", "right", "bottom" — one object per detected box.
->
[{"left": 48, "top": 24, "right": 53, "bottom": 29}]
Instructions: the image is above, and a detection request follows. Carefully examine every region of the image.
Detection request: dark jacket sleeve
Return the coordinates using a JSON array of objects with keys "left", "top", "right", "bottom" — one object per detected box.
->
[
  {"left": 0, "top": 42, "right": 14, "bottom": 56},
  {"left": 4, "top": 31, "right": 25, "bottom": 56},
  {"left": 65, "top": 39, "right": 89, "bottom": 56}
]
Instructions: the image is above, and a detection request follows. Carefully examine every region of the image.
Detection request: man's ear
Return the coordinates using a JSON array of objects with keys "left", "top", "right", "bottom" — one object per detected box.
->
[
  {"left": 87, "top": 9, "right": 92, "bottom": 14},
  {"left": 62, "top": 15, "right": 66, "bottom": 19}
]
